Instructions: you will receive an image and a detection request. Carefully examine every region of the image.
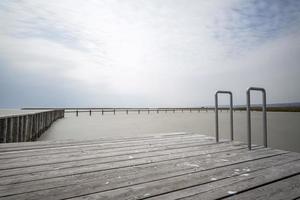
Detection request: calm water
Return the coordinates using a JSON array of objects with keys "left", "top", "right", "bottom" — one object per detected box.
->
[
  {"left": 39, "top": 111, "right": 300, "bottom": 153},
  {"left": 0, "top": 109, "right": 50, "bottom": 118}
]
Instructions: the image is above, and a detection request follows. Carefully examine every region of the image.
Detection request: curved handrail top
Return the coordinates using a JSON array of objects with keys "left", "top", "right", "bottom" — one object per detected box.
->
[
  {"left": 215, "top": 90, "right": 232, "bottom": 95},
  {"left": 247, "top": 87, "right": 266, "bottom": 93}
]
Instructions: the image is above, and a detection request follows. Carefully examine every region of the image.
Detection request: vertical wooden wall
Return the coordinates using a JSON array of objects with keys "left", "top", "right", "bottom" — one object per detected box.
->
[{"left": 0, "top": 110, "right": 64, "bottom": 143}]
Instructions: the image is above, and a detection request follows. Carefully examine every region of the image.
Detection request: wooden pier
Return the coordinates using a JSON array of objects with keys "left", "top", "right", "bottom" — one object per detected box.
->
[
  {"left": 0, "top": 110, "right": 64, "bottom": 143},
  {"left": 0, "top": 132, "right": 300, "bottom": 199}
]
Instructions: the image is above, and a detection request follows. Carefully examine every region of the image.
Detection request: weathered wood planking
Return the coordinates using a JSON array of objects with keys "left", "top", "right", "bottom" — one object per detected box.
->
[
  {"left": 0, "top": 133, "right": 299, "bottom": 200},
  {"left": 0, "top": 133, "right": 207, "bottom": 153}
]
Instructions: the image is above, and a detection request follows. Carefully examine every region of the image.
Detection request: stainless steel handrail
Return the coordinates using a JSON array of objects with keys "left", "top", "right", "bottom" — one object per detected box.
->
[
  {"left": 246, "top": 87, "right": 267, "bottom": 150},
  {"left": 215, "top": 91, "right": 234, "bottom": 143}
]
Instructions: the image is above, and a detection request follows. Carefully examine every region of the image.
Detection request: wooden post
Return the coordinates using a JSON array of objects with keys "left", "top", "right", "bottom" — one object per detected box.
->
[
  {"left": 13, "top": 117, "right": 19, "bottom": 142},
  {"left": 37, "top": 113, "right": 40, "bottom": 137},
  {"left": 46, "top": 113, "right": 49, "bottom": 128},
  {"left": 89, "top": 110, "right": 92, "bottom": 116},
  {"left": 126, "top": 110, "right": 128, "bottom": 114},
  {"left": 102, "top": 109, "right": 104, "bottom": 115},
  {"left": 0, "top": 118, "right": 7, "bottom": 143},
  {"left": 39, "top": 113, "right": 42, "bottom": 137},
  {"left": 28, "top": 115, "right": 33, "bottom": 141},
  {"left": 7, "top": 118, "right": 13, "bottom": 142},
  {"left": 24, "top": 115, "right": 29, "bottom": 142},
  {"left": 19, "top": 116, "right": 23, "bottom": 142},
  {"left": 41, "top": 113, "right": 44, "bottom": 132},
  {"left": 76, "top": 110, "right": 78, "bottom": 117},
  {"left": 35, "top": 114, "right": 38, "bottom": 140},
  {"left": 23, "top": 115, "right": 26, "bottom": 142},
  {"left": 113, "top": 109, "right": 115, "bottom": 115},
  {"left": 34, "top": 114, "right": 38, "bottom": 140}
]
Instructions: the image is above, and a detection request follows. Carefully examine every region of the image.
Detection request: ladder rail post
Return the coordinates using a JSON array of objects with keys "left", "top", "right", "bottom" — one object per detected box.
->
[
  {"left": 215, "top": 90, "right": 234, "bottom": 143},
  {"left": 246, "top": 87, "right": 268, "bottom": 150},
  {"left": 215, "top": 93, "right": 219, "bottom": 143},
  {"left": 262, "top": 89, "right": 267, "bottom": 148},
  {"left": 229, "top": 92, "right": 234, "bottom": 141},
  {"left": 246, "top": 89, "right": 251, "bottom": 150}
]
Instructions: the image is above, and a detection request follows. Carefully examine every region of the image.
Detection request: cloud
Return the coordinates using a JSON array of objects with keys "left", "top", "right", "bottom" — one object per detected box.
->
[
  {"left": 0, "top": 0, "right": 299, "bottom": 107},
  {"left": 211, "top": 0, "right": 300, "bottom": 55}
]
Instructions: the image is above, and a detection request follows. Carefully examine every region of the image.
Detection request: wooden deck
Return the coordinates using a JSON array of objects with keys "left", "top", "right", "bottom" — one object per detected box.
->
[{"left": 0, "top": 132, "right": 300, "bottom": 199}]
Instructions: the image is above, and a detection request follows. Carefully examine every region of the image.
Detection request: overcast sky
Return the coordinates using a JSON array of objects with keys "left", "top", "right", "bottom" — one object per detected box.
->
[{"left": 0, "top": 0, "right": 300, "bottom": 108}]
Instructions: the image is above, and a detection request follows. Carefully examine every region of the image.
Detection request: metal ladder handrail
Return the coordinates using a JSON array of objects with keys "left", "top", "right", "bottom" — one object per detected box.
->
[
  {"left": 246, "top": 87, "right": 267, "bottom": 150},
  {"left": 215, "top": 90, "right": 234, "bottom": 143}
]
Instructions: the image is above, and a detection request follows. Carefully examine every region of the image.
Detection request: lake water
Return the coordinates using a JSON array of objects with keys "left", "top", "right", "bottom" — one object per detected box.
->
[
  {"left": 0, "top": 109, "right": 50, "bottom": 118},
  {"left": 39, "top": 111, "right": 300, "bottom": 153}
]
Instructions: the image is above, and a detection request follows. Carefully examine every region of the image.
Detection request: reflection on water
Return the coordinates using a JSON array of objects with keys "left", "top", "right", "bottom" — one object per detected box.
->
[{"left": 39, "top": 111, "right": 300, "bottom": 153}]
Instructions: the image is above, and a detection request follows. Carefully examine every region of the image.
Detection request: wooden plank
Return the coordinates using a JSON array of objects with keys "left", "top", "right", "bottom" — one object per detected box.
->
[
  {"left": 0, "top": 136, "right": 217, "bottom": 164},
  {"left": 65, "top": 158, "right": 300, "bottom": 200},
  {"left": 0, "top": 139, "right": 217, "bottom": 165},
  {"left": 0, "top": 132, "right": 298, "bottom": 200},
  {"left": 0, "top": 143, "right": 244, "bottom": 180},
  {"left": 0, "top": 140, "right": 225, "bottom": 170},
  {"left": 0, "top": 132, "right": 199, "bottom": 149},
  {"left": 0, "top": 136, "right": 213, "bottom": 159},
  {"left": 0, "top": 133, "right": 207, "bottom": 152},
  {"left": 224, "top": 174, "right": 300, "bottom": 200},
  {"left": 0, "top": 134, "right": 192, "bottom": 149},
  {"left": 0, "top": 141, "right": 230, "bottom": 177},
  {"left": 0, "top": 138, "right": 212, "bottom": 160},
  {"left": 1, "top": 148, "right": 278, "bottom": 195},
  {"left": 153, "top": 160, "right": 300, "bottom": 200},
  {"left": 0, "top": 151, "right": 296, "bottom": 198},
  {"left": 0, "top": 148, "right": 288, "bottom": 200},
  {"left": 0, "top": 135, "right": 211, "bottom": 154},
  {"left": 0, "top": 143, "right": 248, "bottom": 184},
  {"left": 0, "top": 134, "right": 209, "bottom": 154}
]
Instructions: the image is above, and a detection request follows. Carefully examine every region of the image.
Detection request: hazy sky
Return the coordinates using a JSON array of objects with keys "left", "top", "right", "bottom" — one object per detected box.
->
[{"left": 0, "top": 0, "right": 300, "bottom": 107}]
